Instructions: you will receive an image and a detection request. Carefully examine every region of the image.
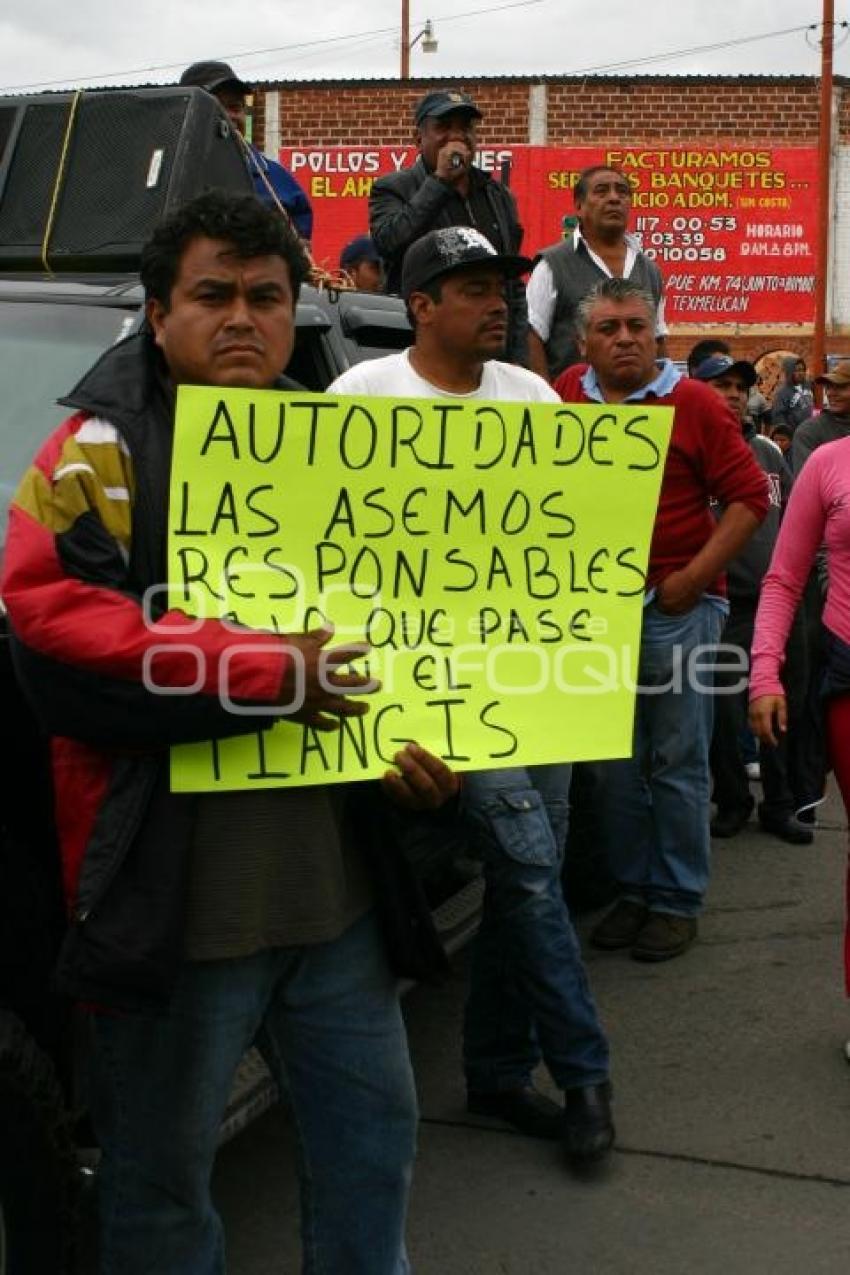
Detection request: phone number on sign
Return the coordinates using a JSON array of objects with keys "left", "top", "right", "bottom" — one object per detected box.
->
[
  {"left": 636, "top": 215, "right": 739, "bottom": 263},
  {"left": 643, "top": 246, "right": 727, "bottom": 263},
  {"left": 635, "top": 216, "right": 739, "bottom": 233}
]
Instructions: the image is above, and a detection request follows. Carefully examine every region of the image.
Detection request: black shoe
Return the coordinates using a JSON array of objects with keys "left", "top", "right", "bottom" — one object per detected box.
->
[
  {"left": 758, "top": 809, "right": 814, "bottom": 845},
  {"left": 710, "top": 795, "right": 754, "bottom": 838},
  {"left": 631, "top": 912, "right": 698, "bottom": 962},
  {"left": 466, "top": 1086, "right": 564, "bottom": 1140},
  {"left": 563, "top": 1082, "right": 615, "bottom": 1165},
  {"left": 589, "top": 899, "right": 648, "bottom": 950}
]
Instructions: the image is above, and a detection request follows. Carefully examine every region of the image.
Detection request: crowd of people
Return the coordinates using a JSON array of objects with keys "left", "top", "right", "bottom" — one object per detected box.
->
[{"left": 4, "top": 64, "right": 850, "bottom": 1275}]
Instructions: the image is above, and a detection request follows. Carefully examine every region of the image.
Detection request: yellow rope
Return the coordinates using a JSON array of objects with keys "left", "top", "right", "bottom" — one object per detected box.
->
[
  {"left": 41, "top": 90, "right": 83, "bottom": 274},
  {"left": 234, "top": 128, "right": 300, "bottom": 234}
]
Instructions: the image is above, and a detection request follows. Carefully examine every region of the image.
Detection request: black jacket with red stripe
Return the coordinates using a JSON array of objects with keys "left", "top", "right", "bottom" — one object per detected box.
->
[{"left": 2, "top": 330, "right": 301, "bottom": 1010}]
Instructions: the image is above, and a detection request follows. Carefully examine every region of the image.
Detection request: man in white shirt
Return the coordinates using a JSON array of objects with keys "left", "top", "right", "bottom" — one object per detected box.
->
[
  {"left": 527, "top": 165, "right": 666, "bottom": 381},
  {"left": 330, "top": 226, "right": 615, "bottom": 1169}
]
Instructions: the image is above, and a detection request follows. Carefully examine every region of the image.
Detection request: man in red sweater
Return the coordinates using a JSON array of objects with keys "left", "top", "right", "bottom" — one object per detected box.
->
[{"left": 555, "top": 278, "right": 769, "bottom": 960}]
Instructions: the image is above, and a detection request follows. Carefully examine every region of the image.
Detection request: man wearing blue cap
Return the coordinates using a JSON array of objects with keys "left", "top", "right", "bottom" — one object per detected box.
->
[
  {"left": 180, "top": 60, "right": 313, "bottom": 241},
  {"left": 340, "top": 234, "right": 383, "bottom": 292},
  {"left": 369, "top": 89, "right": 528, "bottom": 364}
]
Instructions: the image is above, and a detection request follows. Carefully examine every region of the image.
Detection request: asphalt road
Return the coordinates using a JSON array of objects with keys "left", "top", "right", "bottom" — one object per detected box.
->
[{"left": 78, "top": 781, "right": 850, "bottom": 1273}]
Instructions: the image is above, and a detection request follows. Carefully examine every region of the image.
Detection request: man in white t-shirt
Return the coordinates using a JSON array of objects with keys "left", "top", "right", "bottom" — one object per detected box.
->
[{"left": 330, "top": 226, "right": 615, "bottom": 1169}]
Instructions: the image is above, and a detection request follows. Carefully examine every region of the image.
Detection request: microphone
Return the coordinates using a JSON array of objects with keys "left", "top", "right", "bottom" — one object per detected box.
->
[{"left": 450, "top": 152, "right": 464, "bottom": 171}]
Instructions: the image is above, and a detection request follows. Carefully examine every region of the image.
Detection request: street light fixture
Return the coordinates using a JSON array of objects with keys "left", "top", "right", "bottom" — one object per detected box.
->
[
  {"left": 400, "top": 2, "right": 438, "bottom": 78},
  {"left": 419, "top": 20, "right": 438, "bottom": 53}
]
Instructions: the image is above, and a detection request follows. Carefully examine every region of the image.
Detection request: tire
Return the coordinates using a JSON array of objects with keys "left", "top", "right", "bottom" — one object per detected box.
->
[{"left": 0, "top": 1012, "right": 76, "bottom": 1275}]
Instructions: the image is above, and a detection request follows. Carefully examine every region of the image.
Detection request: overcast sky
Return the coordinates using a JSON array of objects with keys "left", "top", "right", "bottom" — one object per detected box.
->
[{"left": 0, "top": 0, "right": 847, "bottom": 95}]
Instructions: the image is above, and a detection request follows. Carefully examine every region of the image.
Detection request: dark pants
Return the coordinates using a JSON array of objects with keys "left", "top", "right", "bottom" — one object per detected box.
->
[
  {"left": 824, "top": 696, "right": 850, "bottom": 994},
  {"left": 88, "top": 914, "right": 416, "bottom": 1275},
  {"left": 461, "top": 765, "right": 610, "bottom": 1094},
  {"left": 790, "top": 574, "right": 830, "bottom": 809},
  {"left": 711, "top": 599, "right": 808, "bottom": 819}
]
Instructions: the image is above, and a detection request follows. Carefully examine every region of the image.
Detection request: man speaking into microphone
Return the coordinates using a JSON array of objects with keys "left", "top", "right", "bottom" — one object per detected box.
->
[{"left": 370, "top": 88, "right": 529, "bottom": 364}]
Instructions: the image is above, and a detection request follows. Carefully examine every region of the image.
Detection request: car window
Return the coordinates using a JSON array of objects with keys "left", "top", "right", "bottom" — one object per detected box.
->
[
  {"left": 337, "top": 296, "right": 412, "bottom": 364},
  {"left": 0, "top": 301, "right": 135, "bottom": 555},
  {"left": 287, "top": 324, "right": 342, "bottom": 391},
  {"left": 0, "top": 288, "right": 412, "bottom": 562}
]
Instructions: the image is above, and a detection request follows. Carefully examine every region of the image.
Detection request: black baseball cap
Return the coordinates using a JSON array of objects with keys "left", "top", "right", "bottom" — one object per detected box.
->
[
  {"left": 692, "top": 354, "right": 757, "bottom": 389},
  {"left": 414, "top": 89, "right": 482, "bottom": 126},
  {"left": 401, "top": 227, "right": 531, "bottom": 298},
  {"left": 179, "top": 60, "right": 251, "bottom": 95}
]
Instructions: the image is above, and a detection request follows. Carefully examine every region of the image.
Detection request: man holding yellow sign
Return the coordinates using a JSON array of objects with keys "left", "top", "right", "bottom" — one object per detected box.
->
[
  {"left": 3, "top": 191, "right": 457, "bottom": 1274},
  {"left": 159, "top": 223, "right": 678, "bottom": 1173}
]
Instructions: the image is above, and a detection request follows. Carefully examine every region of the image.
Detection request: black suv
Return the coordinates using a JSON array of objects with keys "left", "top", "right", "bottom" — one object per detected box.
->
[{"left": 0, "top": 275, "right": 482, "bottom": 1274}]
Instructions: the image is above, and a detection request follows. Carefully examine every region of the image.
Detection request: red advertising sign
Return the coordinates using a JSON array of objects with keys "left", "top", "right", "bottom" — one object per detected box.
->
[{"left": 280, "top": 144, "right": 818, "bottom": 325}]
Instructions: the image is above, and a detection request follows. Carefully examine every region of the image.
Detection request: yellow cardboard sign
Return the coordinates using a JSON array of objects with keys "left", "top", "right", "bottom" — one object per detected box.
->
[{"left": 168, "top": 386, "right": 673, "bottom": 791}]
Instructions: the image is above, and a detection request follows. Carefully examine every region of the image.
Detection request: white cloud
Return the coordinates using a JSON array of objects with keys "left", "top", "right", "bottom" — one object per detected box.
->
[{"left": 0, "top": 0, "right": 845, "bottom": 95}]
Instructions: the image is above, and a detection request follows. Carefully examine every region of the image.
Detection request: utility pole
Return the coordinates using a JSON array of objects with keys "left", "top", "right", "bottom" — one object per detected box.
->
[
  {"left": 401, "top": 3, "right": 437, "bottom": 78},
  {"left": 401, "top": 0, "right": 411, "bottom": 79},
  {"left": 813, "top": 0, "right": 835, "bottom": 385}
]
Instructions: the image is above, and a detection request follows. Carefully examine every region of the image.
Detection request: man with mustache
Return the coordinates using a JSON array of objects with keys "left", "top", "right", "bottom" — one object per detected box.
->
[
  {"left": 330, "top": 226, "right": 615, "bottom": 1171},
  {"left": 528, "top": 165, "right": 666, "bottom": 381},
  {"left": 369, "top": 89, "right": 529, "bottom": 365},
  {"left": 555, "top": 278, "right": 769, "bottom": 961},
  {"left": 2, "top": 189, "right": 457, "bottom": 1274}
]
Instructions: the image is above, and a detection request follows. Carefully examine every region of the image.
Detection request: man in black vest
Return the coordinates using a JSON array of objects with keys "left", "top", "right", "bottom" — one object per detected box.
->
[
  {"left": 527, "top": 165, "right": 666, "bottom": 381},
  {"left": 369, "top": 89, "right": 528, "bottom": 364}
]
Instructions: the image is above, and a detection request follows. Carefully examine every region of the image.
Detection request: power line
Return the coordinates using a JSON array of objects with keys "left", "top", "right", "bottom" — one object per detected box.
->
[
  {"left": 218, "top": 20, "right": 834, "bottom": 84},
  {"left": 0, "top": 11, "right": 830, "bottom": 97},
  {"left": 569, "top": 23, "right": 817, "bottom": 77},
  {"left": 0, "top": 0, "right": 545, "bottom": 93},
  {"left": 277, "top": 32, "right": 398, "bottom": 73},
  {"left": 275, "top": 21, "right": 818, "bottom": 80}
]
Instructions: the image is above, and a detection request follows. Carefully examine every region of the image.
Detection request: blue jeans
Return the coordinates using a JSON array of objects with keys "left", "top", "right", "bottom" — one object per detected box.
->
[
  {"left": 88, "top": 912, "right": 417, "bottom": 1275},
  {"left": 461, "top": 765, "right": 610, "bottom": 1093},
  {"left": 592, "top": 597, "right": 726, "bottom": 917}
]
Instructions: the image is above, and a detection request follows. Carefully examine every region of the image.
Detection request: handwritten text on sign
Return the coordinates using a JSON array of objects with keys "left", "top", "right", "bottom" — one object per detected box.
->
[{"left": 168, "top": 388, "right": 673, "bottom": 791}]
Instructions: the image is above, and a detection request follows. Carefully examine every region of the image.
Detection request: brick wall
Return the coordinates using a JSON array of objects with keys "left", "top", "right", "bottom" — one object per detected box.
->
[
  {"left": 664, "top": 331, "right": 836, "bottom": 364},
  {"left": 254, "top": 74, "right": 848, "bottom": 149},
  {"left": 546, "top": 81, "right": 824, "bottom": 144},
  {"left": 839, "top": 85, "right": 850, "bottom": 141},
  {"left": 253, "top": 74, "right": 850, "bottom": 353},
  {"left": 260, "top": 79, "right": 530, "bottom": 147}
]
